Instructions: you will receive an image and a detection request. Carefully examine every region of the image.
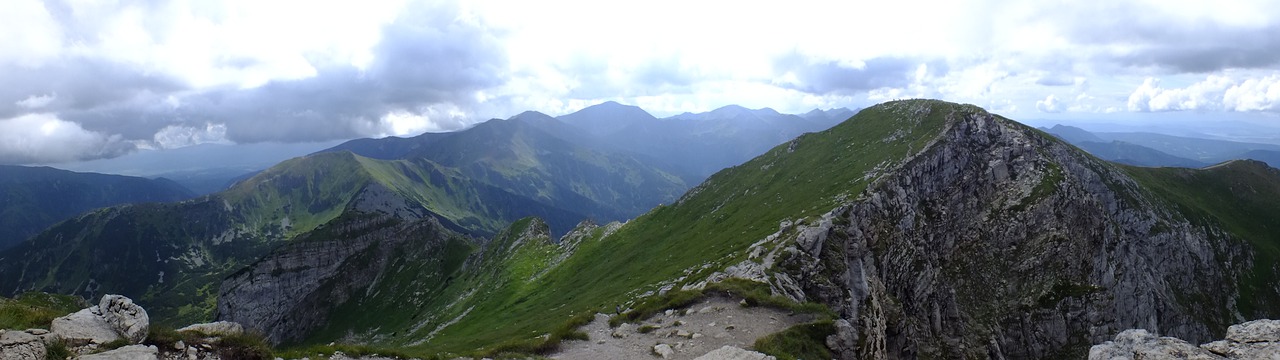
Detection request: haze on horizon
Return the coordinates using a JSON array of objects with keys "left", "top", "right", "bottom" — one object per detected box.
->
[{"left": 2, "top": 0, "right": 1278, "bottom": 165}]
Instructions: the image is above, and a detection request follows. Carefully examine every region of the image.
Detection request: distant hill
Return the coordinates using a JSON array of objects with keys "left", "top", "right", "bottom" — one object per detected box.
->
[
  {"left": 1095, "top": 131, "right": 1280, "bottom": 163},
  {"left": 1073, "top": 141, "right": 1208, "bottom": 168},
  {"left": 533, "top": 102, "right": 852, "bottom": 182},
  {"left": 322, "top": 116, "right": 689, "bottom": 230},
  {"left": 1238, "top": 149, "right": 1280, "bottom": 169},
  {"left": 0, "top": 165, "right": 195, "bottom": 250}
]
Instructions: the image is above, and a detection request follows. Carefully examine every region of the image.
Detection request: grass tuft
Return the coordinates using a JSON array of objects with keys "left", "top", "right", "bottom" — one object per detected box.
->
[{"left": 753, "top": 320, "right": 836, "bottom": 360}]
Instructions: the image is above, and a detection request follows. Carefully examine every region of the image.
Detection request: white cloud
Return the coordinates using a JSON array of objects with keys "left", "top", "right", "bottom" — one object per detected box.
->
[
  {"left": 15, "top": 93, "right": 55, "bottom": 109},
  {"left": 1128, "top": 74, "right": 1280, "bottom": 112},
  {"left": 0, "top": 113, "right": 132, "bottom": 163},
  {"left": 149, "top": 123, "right": 231, "bottom": 149},
  {"left": 1037, "top": 94, "right": 1063, "bottom": 113}
]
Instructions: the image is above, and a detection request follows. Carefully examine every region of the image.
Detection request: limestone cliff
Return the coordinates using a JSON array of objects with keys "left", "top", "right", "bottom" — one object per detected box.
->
[{"left": 215, "top": 213, "right": 473, "bottom": 345}]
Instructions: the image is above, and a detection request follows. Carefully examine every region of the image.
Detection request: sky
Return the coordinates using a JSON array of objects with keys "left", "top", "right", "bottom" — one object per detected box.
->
[{"left": 2, "top": 0, "right": 1279, "bottom": 164}]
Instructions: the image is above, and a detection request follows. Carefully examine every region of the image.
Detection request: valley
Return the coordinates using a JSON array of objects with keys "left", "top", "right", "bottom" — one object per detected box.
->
[{"left": 4, "top": 99, "right": 1280, "bottom": 359}]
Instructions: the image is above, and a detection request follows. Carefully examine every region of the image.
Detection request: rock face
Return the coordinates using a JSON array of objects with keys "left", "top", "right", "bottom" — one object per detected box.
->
[
  {"left": 99, "top": 294, "right": 149, "bottom": 343},
  {"left": 51, "top": 294, "right": 149, "bottom": 346},
  {"left": 217, "top": 214, "right": 468, "bottom": 344},
  {"left": 1090, "top": 320, "right": 1280, "bottom": 359},
  {"left": 762, "top": 103, "right": 1265, "bottom": 358},
  {"left": 0, "top": 330, "right": 46, "bottom": 360}
]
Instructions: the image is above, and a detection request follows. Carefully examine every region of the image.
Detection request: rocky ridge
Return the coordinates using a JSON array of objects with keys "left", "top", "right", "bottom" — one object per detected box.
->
[
  {"left": 217, "top": 213, "right": 470, "bottom": 345},
  {"left": 673, "top": 101, "right": 1270, "bottom": 358}
]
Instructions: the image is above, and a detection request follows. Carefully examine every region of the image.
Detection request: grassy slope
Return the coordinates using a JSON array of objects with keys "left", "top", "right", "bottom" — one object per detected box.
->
[
  {"left": 362, "top": 99, "right": 962, "bottom": 355},
  {"left": 0, "top": 292, "right": 86, "bottom": 330},
  {"left": 1122, "top": 160, "right": 1280, "bottom": 317}
]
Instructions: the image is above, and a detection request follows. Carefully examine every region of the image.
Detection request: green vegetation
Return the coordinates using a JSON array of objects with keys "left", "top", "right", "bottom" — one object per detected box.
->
[
  {"left": 1123, "top": 160, "right": 1280, "bottom": 321},
  {"left": 145, "top": 325, "right": 274, "bottom": 360},
  {"left": 0, "top": 292, "right": 85, "bottom": 330},
  {"left": 44, "top": 339, "right": 70, "bottom": 360},
  {"left": 284, "top": 99, "right": 968, "bottom": 356},
  {"left": 753, "top": 320, "right": 836, "bottom": 360}
]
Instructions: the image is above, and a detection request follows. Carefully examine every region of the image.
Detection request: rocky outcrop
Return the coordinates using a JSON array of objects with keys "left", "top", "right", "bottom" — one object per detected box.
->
[
  {"left": 763, "top": 102, "right": 1260, "bottom": 358},
  {"left": 52, "top": 307, "right": 122, "bottom": 346},
  {"left": 99, "top": 294, "right": 149, "bottom": 343},
  {"left": 50, "top": 294, "right": 149, "bottom": 347},
  {"left": 693, "top": 345, "right": 777, "bottom": 360},
  {"left": 1090, "top": 320, "right": 1280, "bottom": 359},
  {"left": 79, "top": 344, "right": 160, "bottom": 360},
  {"left": 177, "top": 321, "right": 243, "bottom": 337},
  {"left": 0, "top": 330, "right": 46, "bottom": 360},
  {"left": 1089, "top": 329, "right": 1219, "bottom": 359},
  {"left": 217, "top": 213, "right": 468, "bottom": 344}
]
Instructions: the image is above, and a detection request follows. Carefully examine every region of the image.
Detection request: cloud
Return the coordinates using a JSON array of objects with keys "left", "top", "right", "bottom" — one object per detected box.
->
[
  {"left": 1127, "top": 74, "right": 1280, "bottom": 112},
  {"left": 1037, "top": 95, "right": 1063, "bottom": 113},
  {"left": 149, "top": 123, "right": 230, "bottom": 150},
  {"left": 0, "top": 0, "right": 508, "bottom": 164},
  {"left": 772, "top": 53, "right": 940, "bottom": 95},
  {"left": 0, "top": 113, "right": 134, "bottom": 164}
]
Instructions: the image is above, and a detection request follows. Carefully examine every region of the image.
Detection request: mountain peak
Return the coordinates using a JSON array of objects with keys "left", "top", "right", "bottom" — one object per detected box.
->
[{"left": 557, "top": 100, "right": 657, "bottom": 136}]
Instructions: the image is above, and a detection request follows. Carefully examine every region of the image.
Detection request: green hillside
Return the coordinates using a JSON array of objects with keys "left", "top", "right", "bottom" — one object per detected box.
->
[
  {"left": 0, "top": 165, "right": 195, "bottom": 250},
  {"left": 291, "top": 99, "right": 960, "bottom": 354}
]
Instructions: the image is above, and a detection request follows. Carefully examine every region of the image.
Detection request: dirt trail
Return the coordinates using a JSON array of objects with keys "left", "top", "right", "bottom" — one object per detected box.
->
[{"left": 552, "top": 297, "right": 810, "bottom": 359}]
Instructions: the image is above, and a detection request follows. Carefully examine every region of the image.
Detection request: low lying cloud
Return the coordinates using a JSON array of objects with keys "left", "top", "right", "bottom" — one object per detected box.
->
[
  {"left": 0, "top": 113, "right": 134, "bottom": 163},
  {"left": 1128, "top": 74, "right": 1280, "bottom": 112}
]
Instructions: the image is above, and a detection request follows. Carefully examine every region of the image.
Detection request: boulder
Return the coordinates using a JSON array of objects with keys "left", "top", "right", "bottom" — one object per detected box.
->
[
  {"left": 1225, "top": 319, "right": 1280, "bottom": 343},
  {"left": 178, "top": 321, "right": 244, "bottom": 337},
  {"left": 99, "top": 294, "right": 149, "bottom": 343},
  {"left": 0, "top": 330, "right": 46, "bottom": 360},
  {"left": 78, "top": 344, "right": 159, "bottom": 360},
  {"left": 653, "top": 343, "right": 675, "bottom": 359},
  {"left": 1088, "top": 329, "right": 1221, "bottom": 360},
  {"left": 51, "top": 307, "right": 122, "bottom": 346},
  {"left": 694, "top": 345, "right": 777, "bottom": 360}
]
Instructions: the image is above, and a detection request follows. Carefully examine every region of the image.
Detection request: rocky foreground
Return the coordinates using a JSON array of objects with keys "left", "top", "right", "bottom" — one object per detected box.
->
[
  {"left": 0, "top": 294, "right": 245, "bottom": 360},
  {"left": 1091, "top": 319, "right": 1280, "bottom": 359}
]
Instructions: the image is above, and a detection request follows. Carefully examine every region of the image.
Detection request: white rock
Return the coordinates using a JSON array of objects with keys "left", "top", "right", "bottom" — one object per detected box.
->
[
  {"left": 1225, "top": 319, "right": 1280, "bottom": 343},
  {"left": 23, "top": 329, "right": 48, "bottom": 336},
  {"left": 1088, "top": 329, "right": 1220, "bottom": 360},
  {"left": 654, "top": 343, "right": 675, "bottom": 359},
  {"left": 99, "top": 294, "right": 150, "bottom": 343},
  {"left": 612, "top": 323, "right": 634, "bottom": 338},
  {"left": 178, "top": 321, "right": 244, "bottom": 336},
  {"left": 79, "top": 344, "right": 159, "bottom": 360},
  {"left": 0, "top": 330, "right": 46, "bottom": 360},
  {"left": 51, "top": 307, "right": 121, "bottom": 346},
  {"left": 676, "top": 329, "right": 692, "bottom": 338},
  {"left": 694, "top": 345, "right": 777, "bottom": 360}
]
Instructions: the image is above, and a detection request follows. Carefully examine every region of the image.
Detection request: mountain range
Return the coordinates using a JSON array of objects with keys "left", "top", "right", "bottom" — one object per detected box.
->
[
  {"left": 4, "top": 100, "right": 1280, "bottom": 358},
  {"left": 0, "top": 165, "right": 194, "bottom": 250},
  {"left": 1042, "top": 124, "right": 1280, "bottom": 168}
]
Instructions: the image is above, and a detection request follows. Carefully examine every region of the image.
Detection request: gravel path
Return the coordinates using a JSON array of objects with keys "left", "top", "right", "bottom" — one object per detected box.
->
[{"left": 551, "top": 296, "right": 810, "bottom": 360}]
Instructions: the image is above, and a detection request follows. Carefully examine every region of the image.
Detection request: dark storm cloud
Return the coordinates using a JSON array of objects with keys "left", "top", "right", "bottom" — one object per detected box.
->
[
  {"left": 55, "top": 2, "right": 508, "bottom": 145},
  {"left": 0, "top": 58, "right": 186, "bottom": 119},
  {"left": 772, "top": 52, "right": 945, "bottom": 95}
]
